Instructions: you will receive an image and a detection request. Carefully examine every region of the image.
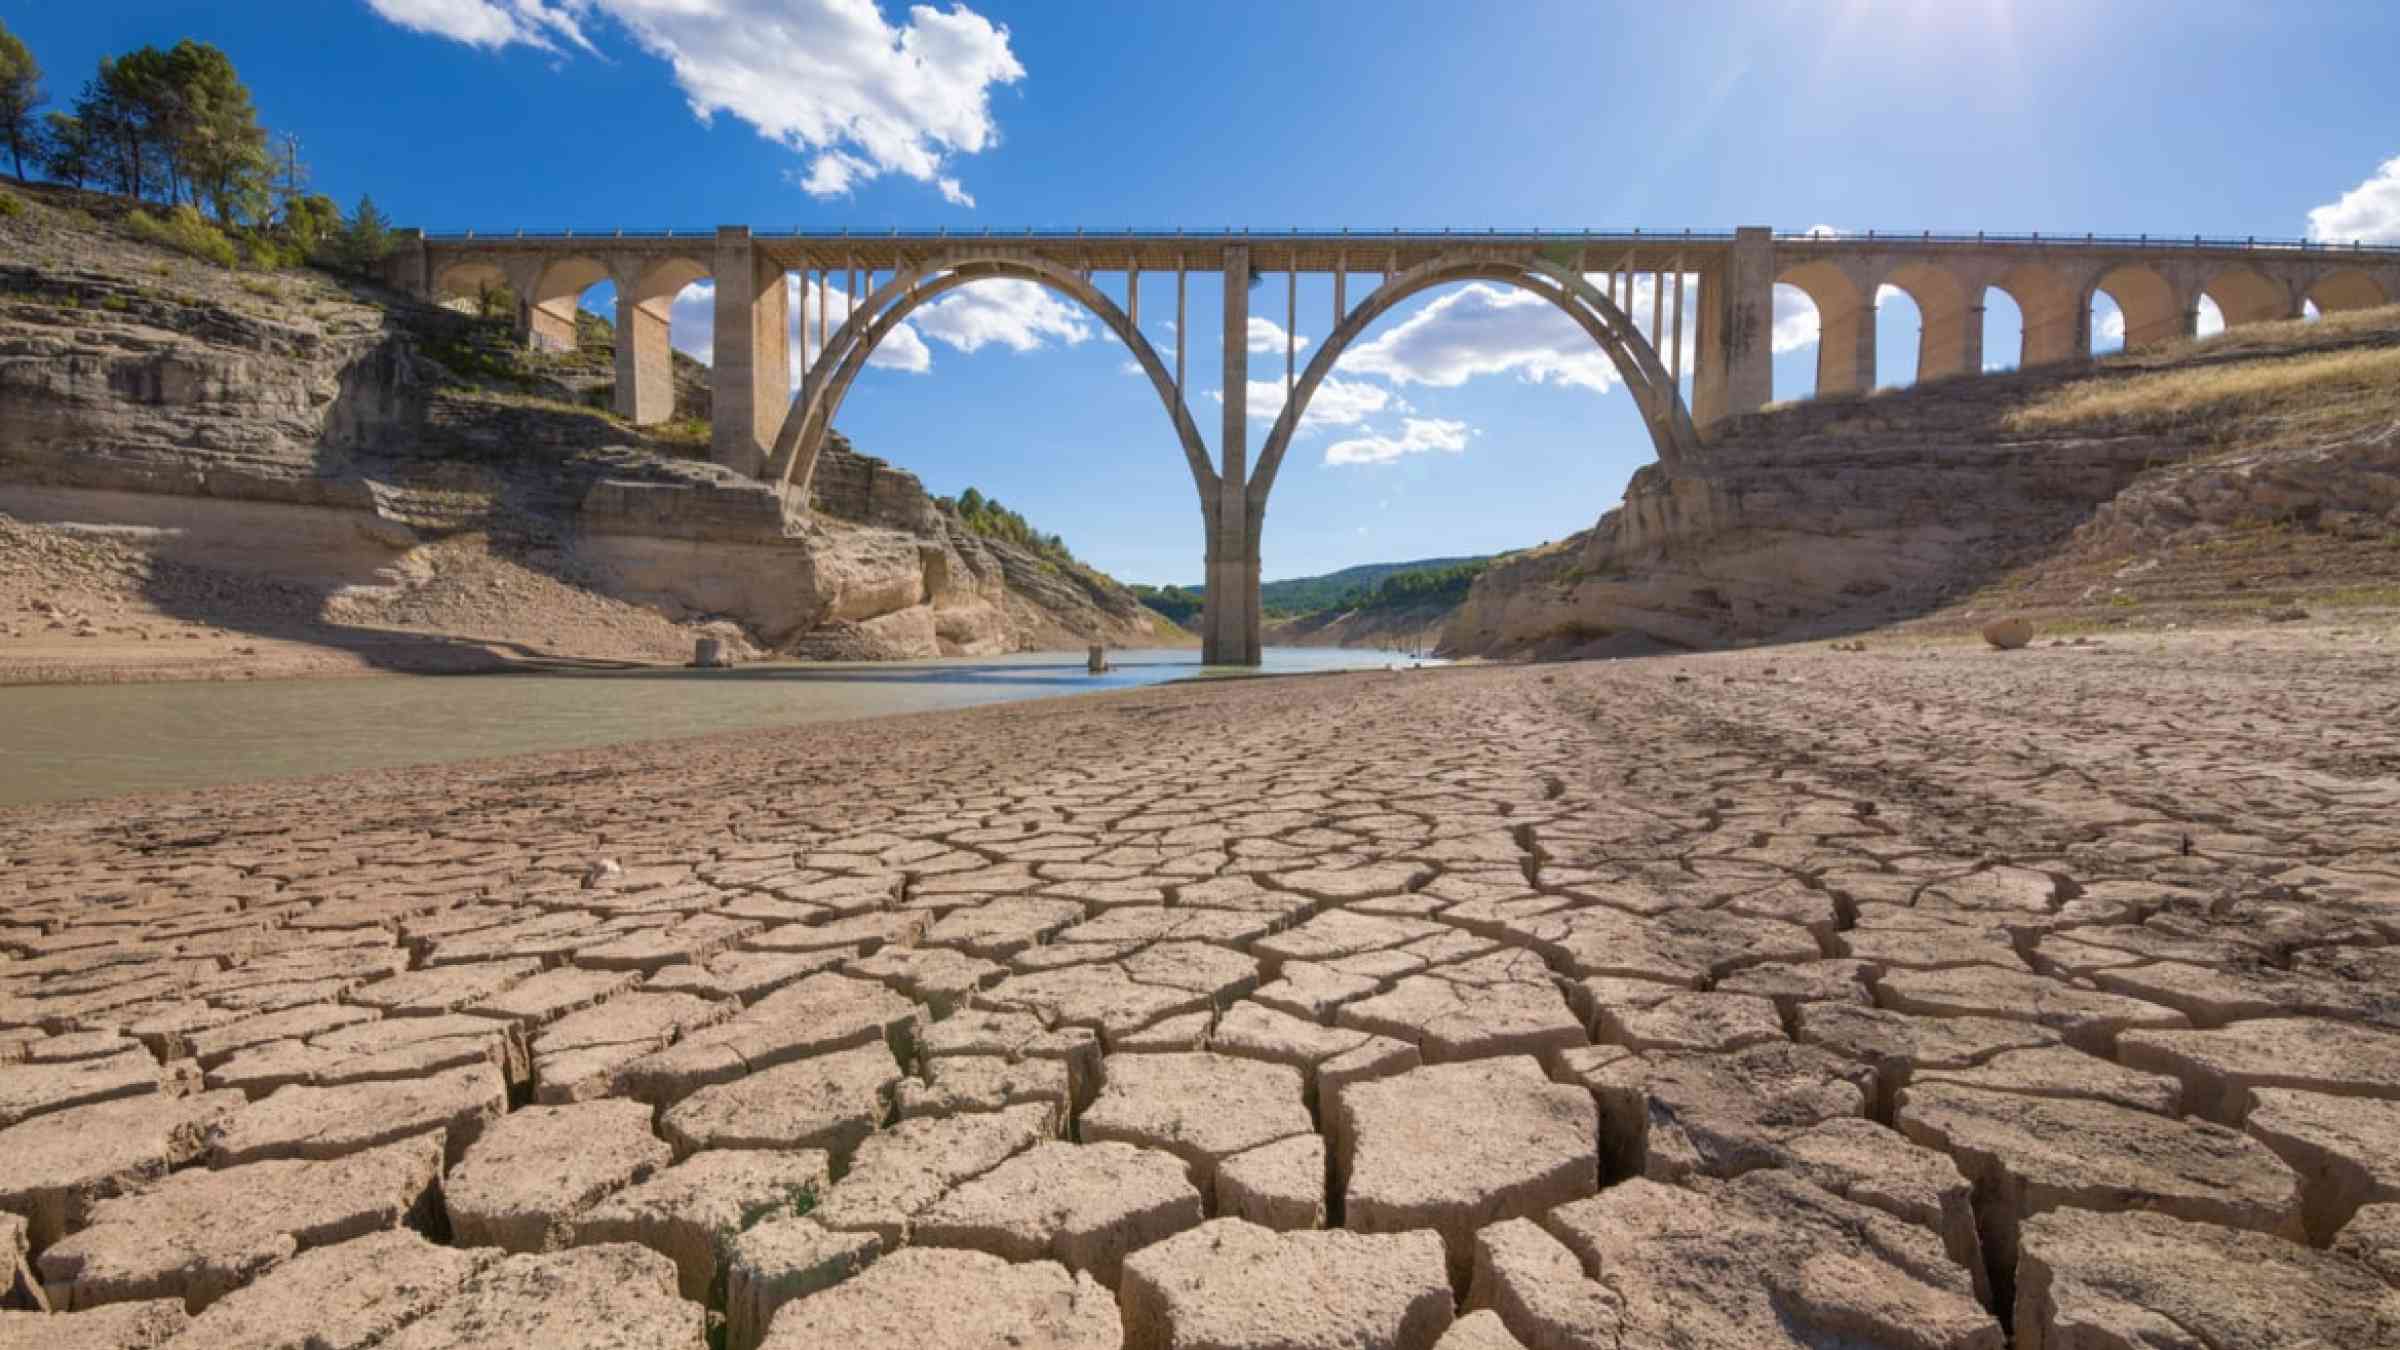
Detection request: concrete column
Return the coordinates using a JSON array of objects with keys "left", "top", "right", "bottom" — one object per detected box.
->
[
  {"left": 1816, "top": 295, "right": 1875, "bottom": 397},
  {"left": 1693, "top": 228, "right": 1773, "bottom": 426},
  {"left": 2023, "top": 294, "right": 2084, "bottom": 367},
  {"left": 1205, "top": 246, "right": 1260, "bottom": 666},
  {"left": 710, "top": 226, "right": 790, "bottom": 479},
  {"left": 525, "top": 300, "right": 577, "bottom": 352},
  {"left": 1917, "top": 294, "right": 1977, "bottom": 383},
  {"left": 389, "top": 231, "right": 430, "bottom": 297},
  {"left": 612, "top": 278, "right": 677, "bottom": 425}
]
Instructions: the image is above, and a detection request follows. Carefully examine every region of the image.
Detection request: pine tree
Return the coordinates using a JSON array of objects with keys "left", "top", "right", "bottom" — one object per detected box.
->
[{"left": 0, "top": 21, "right": 43, "bottom": 184}]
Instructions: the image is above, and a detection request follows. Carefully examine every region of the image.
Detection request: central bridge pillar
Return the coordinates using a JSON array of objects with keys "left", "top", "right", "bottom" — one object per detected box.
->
[
  {"left": 1203, "top": 245, "right": 1262, "bottom": 666},
  {"left": 711, "top": 226, "right": 789, "bottom": 478}
]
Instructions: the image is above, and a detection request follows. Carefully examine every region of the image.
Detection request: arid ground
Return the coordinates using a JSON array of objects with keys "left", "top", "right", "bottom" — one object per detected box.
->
[{"left": 5, "top": 632, "right": 2399, "bottom": 1348}]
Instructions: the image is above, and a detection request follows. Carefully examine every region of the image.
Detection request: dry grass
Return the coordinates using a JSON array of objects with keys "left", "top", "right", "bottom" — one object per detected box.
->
[{"left": 2006, "top": 332, "right": 2400, "bottom": 441}]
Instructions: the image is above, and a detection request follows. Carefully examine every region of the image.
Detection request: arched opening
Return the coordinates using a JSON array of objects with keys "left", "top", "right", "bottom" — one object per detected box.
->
[
  {"left": 1768, "top": 283, "right": 1822, "bottom": 403},
  {"left": 430, "top": 260, "right": 511, "bottom": 320},
  {"left": 616, "top": 257, "right": 712, "bottom": 426},
  {"left": 1877, "top": 263, "right": 1973, "bottom": 388},
  {"left": 526, "top": 256, "right": 611, "bottom": 354},
  {"left": 2090, "top": 264, "right": 2180, "bottom": 354},
  {"left": 2309, "top": 269, "right": 2390, "bottom": 315},
  {"left": 2195, "top": 295, "right": 2225, "bottom": 340},
  {"left": 2200, "top": 266, "right": 2290, "bottom": 330},
  {"left": 1773, "top": 261, "right": 1870, "bottom": 401},
  {"left": 1980, "top": 287, "right": 2024, "bottom": 374},
  {"left": 1873, "top": 285, "right": 1920, "bottom": 391}
]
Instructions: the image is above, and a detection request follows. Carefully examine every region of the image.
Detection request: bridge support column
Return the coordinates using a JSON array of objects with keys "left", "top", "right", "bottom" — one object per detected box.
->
[
  {"left": 711, "top": 226, "right": 789, "bottom": 478},
  {"left": 1817, "top": 297, "right": 1876, "bottom": 397},
  {"left": 1920, "top": 297, "right": 1980, "bottom": 383},
  {"left": 612, "top": 274, "right": 677, "bottom": 426},
  {"left": 1203, "top": 245, "right": 1262, "bottom": 666},
  {"left": 1692, "top": 227, "right": 1773, "bottom": 427}
]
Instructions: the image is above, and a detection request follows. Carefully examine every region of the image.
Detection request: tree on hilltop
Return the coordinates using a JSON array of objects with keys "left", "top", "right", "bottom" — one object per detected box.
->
[
  {"left": 0, "top": 20, "right": 43, "bottom": 183},
  {"left": 37, "top": 111, "right": 91, "bottom": 189}
]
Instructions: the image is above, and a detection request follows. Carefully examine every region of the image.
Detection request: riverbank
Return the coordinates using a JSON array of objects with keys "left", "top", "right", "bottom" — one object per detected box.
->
[{"left": 2, "top": 627, "right": 2394, "bottom": 1345}]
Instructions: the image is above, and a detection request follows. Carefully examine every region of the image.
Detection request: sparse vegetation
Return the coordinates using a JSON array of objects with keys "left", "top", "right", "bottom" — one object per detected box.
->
[
  {"left": 947, "top": 486, "right": 1079, "bottom": 567},
  {"left": 2008, "top": 324, "right": 2400, "bottom": 442},
  {"left": 0, "top": 189, "right": 20, "bottom": 218},
  {"left": 1131, "top": 583, "right": 1203, "bottom": 625},
  {"left": 125, "top": 204, "right": 239, "bottom": 267}
]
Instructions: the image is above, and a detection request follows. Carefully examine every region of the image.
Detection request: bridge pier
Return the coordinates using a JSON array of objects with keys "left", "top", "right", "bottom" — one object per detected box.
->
[
  {"left": 1692, "top": 227, "right": 1774, "bottom": 426},
  {"left": 1203, "top": 244, "right": 1263, "bottom": 667},
  {"left": 611, "top": 274, "right": 677, "bottom": 425},
  {"left": 711, "top": 227, "right": 789, "bottom": 478}
]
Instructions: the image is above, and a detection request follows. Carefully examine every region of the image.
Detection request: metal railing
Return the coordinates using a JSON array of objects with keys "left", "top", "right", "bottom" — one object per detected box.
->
[{"left": 406, "top": 224, "right": 2400, "bottom": 257}]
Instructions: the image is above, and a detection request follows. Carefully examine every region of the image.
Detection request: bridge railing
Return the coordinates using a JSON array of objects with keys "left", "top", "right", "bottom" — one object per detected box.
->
[{"left": 406, "top": 224, "right": 2400, "bottom": 257}]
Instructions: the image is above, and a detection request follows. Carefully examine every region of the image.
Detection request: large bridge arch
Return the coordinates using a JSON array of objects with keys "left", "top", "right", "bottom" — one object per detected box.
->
[
  {"left": 1874, "top": 261, "right": 1975, "bottom": 385},
  {"left": 1987, "top": 262, "right": 2082, "bottom": 367},
  {"left": 766, "top": 253, "right": 1216, "bottom": 511},
  {"left": 2200, "top": 264, "right": 2294, "bottom": 329},
  {"left": 524, "top": 255, "right": 611, "bottom": 352},
  {"left": 2090, "top": 263, "right": 2182, "bottom": 352},
  {"left": 1774, "top": 259, "right": 1874, "bottom": 398},
  {"left": 1248, "top": 252, "right": 1695, "bottom": 518}
]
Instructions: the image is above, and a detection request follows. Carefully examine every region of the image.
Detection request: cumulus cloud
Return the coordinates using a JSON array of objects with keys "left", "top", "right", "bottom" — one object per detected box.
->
[
  {"left": 1247, "top": 316, "right": 1309, "bottom": 354},
  {"left": 1323, "top": 417, "right": 1473, "bottom": 467},
  {"left": 1342, "top": 284, "right": 1620, "bottom": 394},
  {"left": 2307, "top": 154, "right": 2400, "bottom": 244},
  {"left": 911, "top": 278, "right": 1093, "bottom": 354},
  {"left": 1237, "top": 376, "right": 1392, "bottom": 430},
  {"left": 1770, "top": 284, "right": 1822, "bottom": 353},
  {"left": 365, "top": 0, "right": 1025, "bottom": 205},
  {"left": 363, "top": 0, "right": 595, "bottom": 52}
]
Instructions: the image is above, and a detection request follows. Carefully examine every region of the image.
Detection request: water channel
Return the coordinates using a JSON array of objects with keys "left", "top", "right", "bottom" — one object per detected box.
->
[{"left": 0, "top": 647, "right": 1438, "bottom": 808}]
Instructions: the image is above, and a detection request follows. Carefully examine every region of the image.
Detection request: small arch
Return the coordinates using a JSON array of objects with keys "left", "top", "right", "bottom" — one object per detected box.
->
[
  {"left": 1980, "top": 287, "right": 2024, "bottom": 374},
  {"left": 613, "top": 256, "right": 714, "bottom": 426},
  {"left": 1994, "top": 263, "right": 2080, "bottom": 366},
  {"left": 526, "top": 255, "right": 611, "bottom": 353},
  {"left": 430, "top": 258, "right": 519, "bottom": 322},
  {"left": 768, "top": 254, "right": 1212, "bottom": 510},
  {"left": 2309, "top": 269, "right": 2390, "bottom": 314},
  {"left": 2200, "top": 265, "right": 2291, "bottom": 329},
  {"left": 1879, "top": 262, "right": 1974, "bottom": 384},
  {"left": 2091, "top": 264, "right": 2180, "bottom": 353},
  {"left": 1775, "top": 260, "right": 1871, "bottom": 398}
]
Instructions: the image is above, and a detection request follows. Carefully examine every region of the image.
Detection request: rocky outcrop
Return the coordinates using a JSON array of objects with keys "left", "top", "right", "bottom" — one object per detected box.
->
[{"left": 0, "top": 186, "right": 1177, "bottom": 669}]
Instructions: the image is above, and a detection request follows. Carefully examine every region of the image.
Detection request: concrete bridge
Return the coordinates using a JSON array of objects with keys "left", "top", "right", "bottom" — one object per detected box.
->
[{"left": 385, "top": 227, "right": 2400, "bottom": 665}]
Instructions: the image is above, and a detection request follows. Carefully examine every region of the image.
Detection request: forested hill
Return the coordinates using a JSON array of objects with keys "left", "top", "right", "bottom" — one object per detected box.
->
[{"left": 1243, "top": 556, "right": 1496, "bottom": 615}]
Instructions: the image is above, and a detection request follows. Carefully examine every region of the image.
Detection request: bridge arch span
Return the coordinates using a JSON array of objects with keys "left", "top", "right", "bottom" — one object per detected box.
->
[
  {"left": 766, "top": 253, "right": 1215, "bottom": 509},
  {"left": 1874, "top": 261, "right": 1974, "bottom": 384},
  {"left": 2090, "top": 263, "right": 2180, "bottom": 351},
  {"left": 2200, "top": 264, "right": 2294, "bottom": 329},
  {"left": 1773, "top": 259, "right": 1874, "bottom": 398},
  {"left": 2308, "top": 268, "right": 2390, "bottom": 314},
  {"left": 1249, "top": 252, "right": 1696, "bottom": 517},
  {"left": 522, "top": 255, "right": 612, "bottom": 352},
  {"left": 1986, "top": 262, "right": 2082, "bottom": 367}
]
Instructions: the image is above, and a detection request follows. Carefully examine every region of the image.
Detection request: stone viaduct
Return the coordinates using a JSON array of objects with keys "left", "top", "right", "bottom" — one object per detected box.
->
[{"left": 385, "top": 226, "right": 2400, "bottom": 665}]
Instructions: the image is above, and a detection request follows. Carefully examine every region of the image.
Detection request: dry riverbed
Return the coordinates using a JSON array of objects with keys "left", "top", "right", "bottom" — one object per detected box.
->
[{"left": 3, "top": 633, "right": 2398, "bottom": 1348}]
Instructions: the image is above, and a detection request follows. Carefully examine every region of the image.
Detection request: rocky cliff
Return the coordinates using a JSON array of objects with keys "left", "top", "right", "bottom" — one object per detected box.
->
[
  {"left": 0, "top": 184, "right": 1180, "bottom": 679},
  {"left": 1442, "top": 307, "right": 2400, "bottom": 658}
]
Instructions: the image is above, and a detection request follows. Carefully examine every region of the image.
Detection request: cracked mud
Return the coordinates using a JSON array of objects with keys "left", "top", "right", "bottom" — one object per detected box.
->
[{"left": 4, "top": 640, "right": 2399, "bottom": 1348}]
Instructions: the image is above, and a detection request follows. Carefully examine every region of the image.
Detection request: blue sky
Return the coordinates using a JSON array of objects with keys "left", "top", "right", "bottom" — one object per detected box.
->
[{"left": 11, "top": 1, "right": 2400, "bottom": 584}]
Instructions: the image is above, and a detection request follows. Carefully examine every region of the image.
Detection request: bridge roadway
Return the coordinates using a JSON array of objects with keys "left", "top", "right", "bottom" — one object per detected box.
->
[{"left": 383, "top": 227, "right": 2400, "bottom": 664}]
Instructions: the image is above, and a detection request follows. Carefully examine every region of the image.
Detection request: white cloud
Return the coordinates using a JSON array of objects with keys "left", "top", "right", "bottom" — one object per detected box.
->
[
  {"left": 367, "top": 0, "right": 1026, "bottom": 205},
  {"left": 2196, "top": 295, "right": 2224, "bottom": 339},
  {"left": 2307, "top": 154, "right": 2400, "bottom": 244},
  {"left": 1247, "top": 316, "right": 1309, "bottom": 354},
  {"left": 363, "top": 0, "right": 595, "bottom": 52},
  {"left": 911, "top": 278, "right": 1093, "bottom": 354},
  {"left": 1342, "top": 284, "right": 1621, "bottom": 394},
  {"left": 1239, "top": 376, "right": 1391, "bottom": 430},
  {"left": 2093, "top": 302, "right": 2126, "bottom": 348},
  {"left": 1770, "top": 284, "right": 1822, "bottom": 353},
  {"left": 1324, "top": 417, "right": 1473, "bottom": 467}
]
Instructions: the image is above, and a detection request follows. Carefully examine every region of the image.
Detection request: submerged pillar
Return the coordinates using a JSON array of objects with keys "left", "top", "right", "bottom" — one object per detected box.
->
[
  {"left": 1204, "top": 245, "right": 1262, "bottom": 666},
  {"left": 710, "top": 226, "right": 789, "bottom": 478}
]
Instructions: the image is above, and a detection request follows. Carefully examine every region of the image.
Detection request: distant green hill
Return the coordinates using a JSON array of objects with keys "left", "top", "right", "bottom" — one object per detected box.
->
[{"left": 1170, "top": 555, "right": 1495, "bottom": 617}]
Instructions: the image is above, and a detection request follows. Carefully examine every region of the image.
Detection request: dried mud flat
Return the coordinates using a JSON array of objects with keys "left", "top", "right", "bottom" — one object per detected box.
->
[{"left": 4, "top": 634, "right": 2399, "bottom": 1349}]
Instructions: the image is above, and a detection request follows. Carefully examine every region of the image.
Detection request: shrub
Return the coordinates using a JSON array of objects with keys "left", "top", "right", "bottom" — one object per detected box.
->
[
  {"left": 239, "top": 277, "right": 280, "bottom": 300},
  {"left": 0, "top": 192, "right": 22, "bottom": 219},
  {"left": 125, "top": 205, "right": 239, "bottom": 268}
]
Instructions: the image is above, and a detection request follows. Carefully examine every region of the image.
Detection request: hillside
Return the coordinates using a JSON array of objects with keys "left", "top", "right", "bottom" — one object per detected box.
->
[
  {"left": 1443, "top": 306, "right": 2400, "bottom": 659},
  {"left": 0, "top": 181, "right": 1186, "bottom": 682}
]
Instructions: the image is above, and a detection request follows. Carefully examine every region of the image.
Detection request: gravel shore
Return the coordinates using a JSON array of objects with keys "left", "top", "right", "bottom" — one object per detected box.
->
[{"left": 3, "top": 634, "right": 2397, "bottom": 1347}]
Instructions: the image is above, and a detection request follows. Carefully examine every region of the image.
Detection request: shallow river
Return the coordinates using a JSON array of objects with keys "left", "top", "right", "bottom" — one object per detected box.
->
[{"left": 0, "top": 647, "right": 1436, "bottom": 808}]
